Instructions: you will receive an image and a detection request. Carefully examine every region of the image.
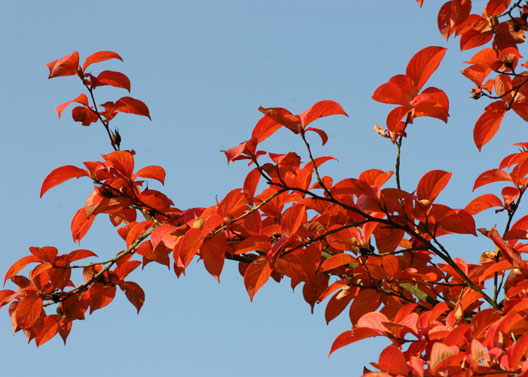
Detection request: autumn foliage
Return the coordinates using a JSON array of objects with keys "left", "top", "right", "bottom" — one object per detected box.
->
[{"left": 5, "top": 1, "right": 528, "bottom": 376}]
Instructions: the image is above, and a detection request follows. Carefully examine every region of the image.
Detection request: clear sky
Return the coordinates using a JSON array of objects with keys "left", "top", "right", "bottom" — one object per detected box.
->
[{"left": 0, "top": 1, "right": 521, "bottom": 376}]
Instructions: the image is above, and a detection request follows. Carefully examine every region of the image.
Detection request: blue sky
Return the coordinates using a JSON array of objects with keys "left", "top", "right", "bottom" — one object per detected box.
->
[{"left": 0, "top": 1, "right": 521, "bottom": 376}]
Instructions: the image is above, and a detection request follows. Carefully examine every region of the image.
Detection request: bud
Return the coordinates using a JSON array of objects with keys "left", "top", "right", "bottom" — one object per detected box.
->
[{"left": 111, "top": 128, "right": 122, "bottom": 150}]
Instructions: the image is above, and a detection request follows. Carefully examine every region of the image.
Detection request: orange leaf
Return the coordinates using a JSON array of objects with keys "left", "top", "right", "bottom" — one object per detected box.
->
[
  {"left": 4, "top": 255, "right": 40, "bottom": 284},
  {"left": 71, "top": 208, "right": 96, "bottom": 243},
  {"left": 68, "top": 249, "right": 98, "bottom": 263},
  {"left": 89, "top": 283, "right": 116, "bottom": 314},
  {"left": 430, "top": 342, "right": 455, "bottom": 373},
  {"left": 40, "top": 165, "right": 88, "bottom": 197},
  {"left": 45, "top": 51, "right": 79, "bottom": 78},
  {"left": 416, "top": 170, "right": 452, "bottom": 202},
  {"left": 56, "top": 94, "right": 89, "bottom": 119},
  {"left": 328, "top": 327, "right": 380, "bottom": 356},
  {"left": 349, "top": 290, "right": 381, "bottom": 325},
  {"left": 82, "top": 51, "right": 123, "bottom": 71},
  {"left": 132, "top": 165, "right": 166, "bottom": 184},
  {"left": 119, "top": 281, "right": 145, "bottom": 314},
  {"left": 258, "top": 106, "right": 300, "bottom": 134},
  {"left": 321, "top": 254, "right": 356, "bottom": 271},
  {"left": 473, "top": 168, "right": 513, "bottom": 190},
  {"left": 297, "top": 100, "right": 348, "bottom": 128},
  {"left": 251, "top": 115, "right": 282, "bottom": 143},
  {"left": 200, "top": 233, "right": 226, "bottom": 283},
  {"left": 440, "top": 209, "right": 476, "bottom": 235},
  {"left": 244, "top": 256, "right": 272, "bottom": 301},
  {"left": 103, "top": 150, "right": 135, "bottom": 177},
  {"left": 406, "top": 46, "right": 446, "bottom": 92},
  {"left": 71, "top": 106, "right": 98, "bottom": 126},
  {"left": 15, "top": 295, "right": 42, "bottom": 328},
  {"left": 36, "top": 315, "right": 59, "bottom": 347},
  {"left": 410, "top": 87, "right": 450, "bottom": 123},
  {"left": 115, "top": 97, "right": 151, "bottom": 120},
  {"left": 473, "top": 101, "right": 508, "bottom": 151},
  {"left": 325, "top": 286, "right": 356, "bottom": 324},
  {"left": 372, "top": 75, "right": 415, "bottom": 105},
  {"left": 281, "top": 204, "right": 306, "bottom": 238},
  {"left": 465, "top": 193, "right": 503, "bottom": 214},
  {"left": 95, "top": 70, "right": 131, "bottom": 92},
  {"left": 374, "top": 346, "right": 410, "bottom": 376}
]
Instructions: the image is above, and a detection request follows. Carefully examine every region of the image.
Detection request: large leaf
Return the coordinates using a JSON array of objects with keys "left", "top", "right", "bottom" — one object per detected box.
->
[
  {"left": 416, "top": 170, "right": 452, "bottom": 202},
  {"left": 95, "top": 71, "right": 131, "bottom": 92},
  {"left": 56, "top": 94, "right": 89, "bottom": 119},
  {"left": 406, "top": 46, "right": 447, "bottom": 92},
  {"left": 465, "top": 193, "right": 503, "bottom": 214},
  {"left": 297, "top": 100, "right": 348, "bottom": 128},
  {"left": 45, "top": 51, "right": 79, "bottom": 78},
  {"left": 244, "top": 256, "right": 272, "bottom": 301},
  {"left": 115, "top": 97, "right": 151, "bottom": 120},
  {"left": 119, "top": 281, "right": 145, "bottom": 314},
  {"left": 40, "top": 165, "right": 88, "bottom": 197},
  {"left": 473, "top": 101, "right": 508, "bottom": 151}
]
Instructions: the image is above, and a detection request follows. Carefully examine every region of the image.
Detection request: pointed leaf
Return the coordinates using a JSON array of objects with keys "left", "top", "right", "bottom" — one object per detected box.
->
[
  {"left": 465, "top": 193, "right": 503, "bottom": 214},
  {"left": 83, "top": 51, "right": 123, "bottom": 71},
  {"left": 40, "top": 165, "right": 88, "bottom": 197},
  {"left": 45, "top": 52, "right": 79, "bottom": 78},
  {"left": 416, "top": 170, "right": 452, "bottom": 202},
  {"left": 4, "top": 255, "right": 40, "bottom": 284},
  {"left": 244, "top": 256, "right": 272, "bottom": 301},
  {"left": 71, "top": 208, "right": 96, "bottom": 243},
  {"left": 473, "top": 168, "right": 513, "bottom": 190},
  {"left": 474, "top": 101, "right": 508, "bottom": 151},
  {"left": 406, "top": 46, "right": 447, "bottom": 91},
  {"left": 132, "top": 165, "right": 165, "bottom": 184},
  {"left": 115, "top": 97, "right": 151, "bottom": 120},
  {"left": 120, "top": 281, "right": 145, "bottom": 314},
  {"left": 297, "top": 100, "right": 348, "bottom": 128},
  {"left": 56, "top": 94, "right": 89, "bottom": 119},
  {"left": 95, "top": 71, "right": 130, "bottom": 92},
  {"left": 329, "top": 327, "right": 380, "bottom": 356},
  {"left": 15, "top": 295, "right": 42, "bottom": 328}
]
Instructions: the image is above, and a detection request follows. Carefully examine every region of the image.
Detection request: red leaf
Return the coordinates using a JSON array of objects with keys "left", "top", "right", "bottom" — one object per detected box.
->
[
  {"left": 125, "top": 221, "right": 153, "bottom": 249},
  {"left": 485, "top": 0, "right": 510, "bottom": 17},
  {"left": 375, "top": 346, "right": 410, "bottom": 376},
  {"left": 35, "top": 315, "right": 60, "bottom": 347},
  {"left": 177, "top": 227, "right": 203, "bottom": 268},
  {"left": 89, "top": 283, "right": 116, "bottom": 313},
  {"left": 103, "top": 150, "right": 135, "bottom": 177},
  {"left": 297, "top": 100, "right": 348, "bottom": 128},
  {"left": 83, "top": 51, "right": 123, "bottom": 71},
  {"left": 372, "top": 75, "right": 415, "bottom": 105},
  {"left": 119, "top": 281, "right": 145, "bottom": 314},
  {"left": 258, "top": 106, "right": 300, "bottom": 134},
  {"left": 114, "top": 260, "right": 141, "bottom": 281},
  {"left": 243, "top": 168, "right": 261, "bottom": 199},
  {"left": 281, "top": 204, "right": 306, "bottom": 238},
  {"left": 349, "top": 290, "right": 381, "bottom": 325},
  {"left": 95, "top": 71, "right": 131, "bottom": 92},
  {"left": 406, "top": 46, "right": 447, "bottom": 92},
  {"left": 465, "top": 193, "right": 503, "bottom": 214},
  {"left": 329, "top": 327, "right": 380, "bottom": 356},
  {"left": 410, "top": 87, "right": 450, "bottom": 123},
  {"left": 440, "top": 209, "right": 476, "bottom": 235},
  {"left": 416, "top": 170, "right": 452, "bottom": 202},
  {"left": 68, "top": 249, "right": 98, "bottom": 263},
  {"left": 473, "top": 101, "right": 508, "bottom": 150},
  {"left": 251, "top": 115, "right": 282, "bottom": 143},
  {"left": 200, "top": 233, "right": 226, "bottom": 283},
  {"left": 71, "top": 106, "right": 98, "bottom": 126},
  {"left": 4, "top": 255, "right": 40, "bottom": 284},
  {"left": 359, "top": 169, "right": 394, "bottom": 188},
  {"left": 321, "top": 254, "right": 356, "bottom": 271},
  {"left": 45, "top": 52, "right": 79, "bottom": 78},
  {"left": 304, "top": 127, "right": 329, "bottom": 145},
  {"left": 132, "top": 165, "right": 166, "bottom": 184},
  {"left": 483, "top": 226, "right": 521, "bottom": 267},
  {"left": 437, "top": 0, "right": 471, "bottom": 41},
  {"left": 244, "top": 256, "right": 272, "bottom": 301},
  {"left": 15, "top": 295, "right": 42, "bottom": 328},
  {"left": 325, "top": 286, "right": 356, "bottom": 324},
  {"left": 473, "top": 168, "right": 513, "bottom": 190},
  {"left": 71, "top": 208, "right": 96, "bottom": 243},
  {"left": 56, "top": 94, "right": 89, "bottom": 119},
  {"left": 40, "top": 165, "right": 88, "bottom": 197},
  {"left": 115, "top": 97, "right": 151, "bottom": 120},
  {"left": 374, "top": 225, "right": 404, "bottom": 253}
]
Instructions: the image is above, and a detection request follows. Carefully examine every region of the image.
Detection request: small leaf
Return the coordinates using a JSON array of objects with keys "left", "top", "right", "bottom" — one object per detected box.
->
[
  {"left": 321, "top": 254, "right": 356, "bottom": 271},
  {"left": 71, "top": 208, "right": 96, "bottom": 243},
  {"left": 40, "top": 165, "right": 88, "bottom": 197},
  {"left": 473, "top": 101, "right": 508, "bottom": 150},
  {"left": 56, "top": 94, "right": 89, "bottom": 119},
  {"left": 15, "top": 295, "right": 42, "bottom": 328},
  {"left": 36, "top": 315, "right": 59, "bottom": 347},
  {"left": 473, "top": 168, "right": 513, "bottom": 190},
  {"left": 83, "top": 51, "right": 123, "bottom": 71},
  {"left": 71, "top": 106, "right": 98, "bottom": 126}
]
